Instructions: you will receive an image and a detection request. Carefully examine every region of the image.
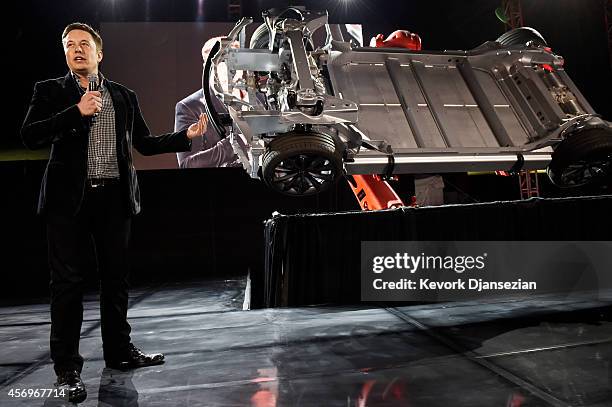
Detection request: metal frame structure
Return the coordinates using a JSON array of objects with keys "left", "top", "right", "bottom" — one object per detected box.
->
[
  {"left": 501, "top": 0, "right": 541, "bottom": 198},
  {"left": 519, "top": 170, "right": 540, "bottom": 199},
  {"left": 202, "top": 8, "right": 612, "bottom": 198},
  {"left": 502, "top": 0, "right": 524, "bottom": 30}
]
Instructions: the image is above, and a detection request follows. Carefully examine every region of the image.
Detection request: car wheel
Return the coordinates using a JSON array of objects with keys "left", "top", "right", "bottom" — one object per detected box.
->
[
  {"left": 249, "top": 23, "right": 274, "bottom": 50},
  {"left": 547, "top": 127, "right": 612, "bottom": 188},
  {"left": 496, "top": 27, "right": 547, "bottom": 47},
  {"left": 249, "top": 23, "right": 314, "bottom": 51},
  {"left": 262, "top": 132, "right": 343, "bottom": 196}
]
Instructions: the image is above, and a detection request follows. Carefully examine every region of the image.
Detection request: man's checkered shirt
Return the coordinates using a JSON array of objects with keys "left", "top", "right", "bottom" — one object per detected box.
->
[{"left": 75, "top": 73, "right": 120, "bottom": 180}]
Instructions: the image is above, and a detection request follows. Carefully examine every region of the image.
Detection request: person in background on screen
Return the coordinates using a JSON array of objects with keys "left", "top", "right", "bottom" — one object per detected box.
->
[{"left": 175, "top": 37, "right": 248, "bottom": 168}]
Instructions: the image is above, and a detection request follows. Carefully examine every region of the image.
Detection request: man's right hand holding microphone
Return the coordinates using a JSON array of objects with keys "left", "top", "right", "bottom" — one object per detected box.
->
[{"left": 77, "top": 91, "right": 102, "bottom": 117}]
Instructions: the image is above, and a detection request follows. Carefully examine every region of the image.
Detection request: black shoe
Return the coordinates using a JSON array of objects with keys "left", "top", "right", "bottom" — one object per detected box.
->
[
  {"left": 55, "top": 370, "right": 87, "bottom": 403},
  {"left": 106, "top": 343, "right": 165, "bottom": 370}
]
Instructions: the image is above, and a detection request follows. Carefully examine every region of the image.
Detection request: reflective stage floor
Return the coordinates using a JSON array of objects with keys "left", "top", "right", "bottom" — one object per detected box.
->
[{"left": 0, "top": 278, "right": 610, "bottom": 406}]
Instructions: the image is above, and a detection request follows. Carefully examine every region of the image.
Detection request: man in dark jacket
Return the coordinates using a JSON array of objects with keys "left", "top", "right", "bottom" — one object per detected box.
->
[{"left": 21, "top": 22, "right": 207, "bottom": 403}]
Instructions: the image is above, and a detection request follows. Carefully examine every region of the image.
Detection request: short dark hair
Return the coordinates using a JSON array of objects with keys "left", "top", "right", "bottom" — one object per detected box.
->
[{"left": 62, "top": 23, "right": 103, "bottom": 51}]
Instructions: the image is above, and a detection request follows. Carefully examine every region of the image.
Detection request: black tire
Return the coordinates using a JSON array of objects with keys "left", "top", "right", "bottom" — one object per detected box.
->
[
  {"left": 547, "top": 128, "right": 612, "bottom": 188},
  {"left": 262, "top": 132, "right": 343, "bottom": 196},
  {"left": 249, "top": 23, "right": 314, "bottom": 51},
  {"left": 496, "top": 27, "right": 547, "bottom": 47},
  {"left": 250, "top": 23, "right": 273, "bottom": 50}
]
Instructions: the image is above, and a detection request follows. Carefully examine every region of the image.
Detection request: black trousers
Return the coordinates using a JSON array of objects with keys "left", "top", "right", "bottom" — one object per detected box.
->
[{"left": 47, "top": 183, "right": 132, "bottom": 374}]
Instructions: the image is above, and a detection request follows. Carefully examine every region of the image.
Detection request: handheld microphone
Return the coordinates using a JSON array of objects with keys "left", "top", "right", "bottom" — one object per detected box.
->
[
  {"left": 87, "top": 74, "right": 99, "bottom": 91},
  {"left": 87, "top": 74, "right": 100, "bottom": 123}
]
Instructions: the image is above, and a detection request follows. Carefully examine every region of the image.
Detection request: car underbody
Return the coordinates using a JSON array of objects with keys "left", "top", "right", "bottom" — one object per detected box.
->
[{"left": 203, "top": 7, "right": 612, "bottom": 197}]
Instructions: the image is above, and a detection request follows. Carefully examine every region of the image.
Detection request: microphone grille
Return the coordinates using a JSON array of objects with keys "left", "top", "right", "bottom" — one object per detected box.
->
[{"left": 87, "top": 74, "right": 99, "bottom": 91}]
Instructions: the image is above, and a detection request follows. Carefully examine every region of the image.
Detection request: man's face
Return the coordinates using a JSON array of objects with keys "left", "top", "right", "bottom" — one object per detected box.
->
[{"left": 63, "top": 29, "right": 102, "bottom": 75}]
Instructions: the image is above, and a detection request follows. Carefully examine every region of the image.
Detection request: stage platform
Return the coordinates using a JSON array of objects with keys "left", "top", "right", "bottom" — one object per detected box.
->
[
  {"left": 0, "top": 278, "right": 611, "bottom": 406},
  {"left": 263, "top": 195, "right": 612, "bottom": 307}
]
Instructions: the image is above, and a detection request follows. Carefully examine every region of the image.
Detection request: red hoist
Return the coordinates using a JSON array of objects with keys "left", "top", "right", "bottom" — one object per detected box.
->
[{"left": 347, "top": 30, "right": 422, "bottom": 211}]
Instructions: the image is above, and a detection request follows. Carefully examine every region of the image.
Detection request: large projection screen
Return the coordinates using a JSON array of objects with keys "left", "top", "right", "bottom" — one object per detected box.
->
[{"left": 102, "top": 22, "right": 236, "bottom": 170}]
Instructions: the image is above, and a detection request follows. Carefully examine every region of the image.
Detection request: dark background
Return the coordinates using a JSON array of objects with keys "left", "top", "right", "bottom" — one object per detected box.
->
[{"left": 3, "top": 0, "right": 611, "bottom": 303}]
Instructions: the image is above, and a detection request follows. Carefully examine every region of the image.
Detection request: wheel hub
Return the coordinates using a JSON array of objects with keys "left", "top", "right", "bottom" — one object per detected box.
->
[
  {"left": 560, "top": 156, "right": 611, "bottom": 186},
  {"left": 272, "top": 154, "right": 336, "bottom": 195}
]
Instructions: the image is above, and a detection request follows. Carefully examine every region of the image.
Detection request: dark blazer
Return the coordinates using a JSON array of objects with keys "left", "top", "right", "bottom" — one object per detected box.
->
[{"left": 21, "top": 72, "right": 192, "bottom": 216}]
